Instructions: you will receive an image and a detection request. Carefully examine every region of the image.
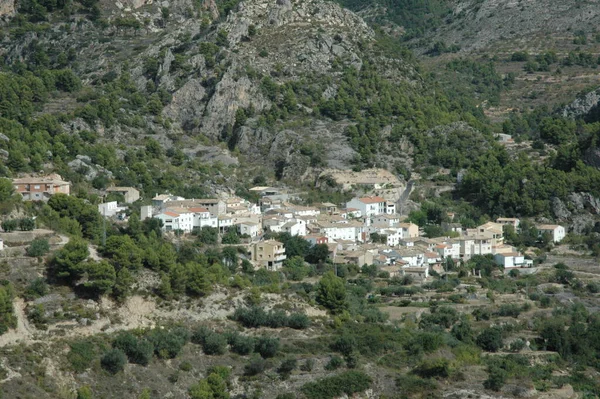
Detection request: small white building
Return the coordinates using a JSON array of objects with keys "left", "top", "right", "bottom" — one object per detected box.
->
[
  {"left": 496, "top": 217, "right": 520, "bottom": 229},
  {"left": 0, "top": 238, "right": 4, "bottom": 251},
  {"left": 346, "top": 196, "right": 390, "bottom": 217},
  {"left": 98, "top": 201, "right": 124, "bottom": 218},
  {"left": 384, "top": 229, "right": 402, "bottom": 247},
  {"left": 154, "top": 210, "right": 194, "bottom": 232},
  {"left": 190, "top": 207, "right": 218, "bottom": 229},
  {"left": 238, "top": 222, "right": 260, "bottom": 237},
  {"left": 494, "top": 252, "right": 533, "bottom": 268},
  {"left": 537, "top": 224, "right": 566, "bottom": 243},
  {"left": 373, "top": 214, "right": 401, "bottom": 227},
  {"left": 435, "top": 242, "right": 460, "bottom": 259},
  {"left": 218, "top": 216, "right": 234, "bottom": 233},
  {"left": 459, "top": 236, "right": 493, "bottom": 260},
  {"left": 281, "top": 221, "right": 307, "bottom": 237}
]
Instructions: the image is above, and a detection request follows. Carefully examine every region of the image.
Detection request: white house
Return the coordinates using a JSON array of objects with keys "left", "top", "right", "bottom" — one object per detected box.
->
[
  {"left": 218, "top": 216, "right": 234, "bottom": 233},
  {"left": 341, "top": 208, "right": 362, "bottom": 219},
  {"left": 434, "top": 241, "right": 460, "bottom": 259},
  {"left": 459, "top": 236, "right": 492, "bottom": 260},
  {"left": 98, "top": 201, "right": 126, "bottom": 218},
  {"left": 263, "top": 216, "right": 287, "bottom": 233},
  {"left": 154, "top": 210, "right": 194, "bottom": 232},
  {"left": 383, "top": 229, "right": 402, "bottom": 247},
  {"left": 281, "top": 221, "right": 307, "bottom": 237},
  {"left": 537, "top": 224, "right": 566, "bottom": 243},
  {"left": 496, "top": 217, "right": 520, "bottom": 229},
  {"left": 346, "top": 196, "right": 389, "bottom": 217},
  {"left": 190, "top": 207, "right": 218, "bottom": 229},
  {"left": 396, "top": 248, "right": 426, "bottom": 267},
  {"left": 494, "top": 252, "right": 533, "bottom": 268},
  {"left": 152, "top": 194, "right": 184, "bottom": 208},
  {"left": 373, "top": 214, "right": 401, "bottom": 227},
  {"left": 315, "top": 221, "right": 365, "bottom": 243},
  {"left": 238, "top": 222, "right": 260, "bottom": 237}
]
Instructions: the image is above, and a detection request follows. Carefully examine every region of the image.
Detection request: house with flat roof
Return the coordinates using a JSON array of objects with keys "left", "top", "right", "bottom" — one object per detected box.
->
[{"left": 251, "top": 240, "right": 286, "bottom": 271}]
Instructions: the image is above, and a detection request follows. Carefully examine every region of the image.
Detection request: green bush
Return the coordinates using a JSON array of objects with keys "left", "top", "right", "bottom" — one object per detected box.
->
[
  {"left": 101, "top": 348, "right": 127, "bottom": 374},
  {"left": 288, "top": 313, "right": 310, "bottom": 329},
  {"left": 202, "top": 332, "right": 228, "bottom": 355},
  {"left": 113, "top": 332, "right": 154, "bottom": 366},
  {"left": 483, "top": 366, "right": 507, "bottom": 391},
  {"left": 325, "top": 356, "right": 343, "bottom": 371},
  {"left": 476, "top": 327, "right": 503, "bottom": 352},
  {"left": 244, "top": 355, "right": 267, "bottom": 376},
  {"left": 147, "top": 326, "right": 189, "bottom": 359},
  {"left": 301, "top": 358, "right": 315, "bottom": 372},
  {"left": 24, "top": 278, "right": 49, "bottom": 299},
  {"left": 68, "top": 340, "right": 96, "bottom": 372},
  {"left": 26, "top": 238, "right": 50, "bottom": 257},
  {"left": 277, "top": 357, "right": 297, "bottom": 379},
  {"left": 396, "top": 374, "right": 437, "bottom": 395},
  {"left": 254, "top": 336, "right": 280, "bottom": 358},
  {"left": 227, "top": 332, "right": 254, "bottom": 355},
  {"left": 413, "top": 358, "right": 451, "bottom": 378},
  {"left": 76, "top": 386, "right": 93, "bottom": 399},
  {"left": 301, "top": 371, "right": 372, "bottom": 399}
]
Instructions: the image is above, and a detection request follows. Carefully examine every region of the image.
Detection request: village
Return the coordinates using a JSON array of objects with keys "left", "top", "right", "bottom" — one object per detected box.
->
[{"left": 10, "top": 173, "right": 567, "bottom": 281}]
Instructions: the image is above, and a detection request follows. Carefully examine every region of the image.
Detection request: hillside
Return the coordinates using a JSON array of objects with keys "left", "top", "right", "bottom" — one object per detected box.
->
[{"left": 1, "top": 0, "right": 600, "bottom": 398}]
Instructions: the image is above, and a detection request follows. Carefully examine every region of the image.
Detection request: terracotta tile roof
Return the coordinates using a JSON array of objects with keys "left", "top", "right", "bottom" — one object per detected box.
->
[
  {"left": 358, "top": 196, "right": 386, "bottom": 204},
  {"left": 188, "top": 207, "right": 210, "bottom": 213}
]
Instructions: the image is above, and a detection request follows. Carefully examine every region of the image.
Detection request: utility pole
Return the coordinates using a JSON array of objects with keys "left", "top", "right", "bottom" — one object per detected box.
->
[{"left": 102, "top": 204, "right": 106, "bottom": 247}]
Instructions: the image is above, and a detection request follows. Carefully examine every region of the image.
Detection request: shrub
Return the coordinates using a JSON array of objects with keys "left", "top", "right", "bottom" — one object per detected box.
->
[
  {"left": 509, "top": 339, "right": 526, "bottom": 352},
  {"left": 147, "top": 326, "right": 189, "bottom": 359},
  {"left": 413, "top": 358, "right": 451, "bottom": 378},
  {"left": 227, "top": 332, "right": 254, "bottom": 355},
  {"left": 255, "top": 336, "right": 280, "bottom": 358},
  {"left": 113, "top": 332, "right": 154, "bottom": 366},
  {"left": 288, "top": 313, "right": 310, "bottom": 329},
  {"left": 101, "top": 348, "right": 127, "bottom": 374},
  {"left": 331, "top": 335, "right": 356, "bottom": 356},
  {"left": 325, "top": 355, "right": 343, "bottom": 370},
  {"left": 68, "top": 340, "right": 96, "bottom": 372},
  {"left": 396, "top": 374, "right": 437, "bottom": 395},
  {"left": 277, "top": 357, "right": 297, "bottom": 379},
  {"left": 76, "top": 386, "right": 93, "bottom": 399},
  {"left": 202, "top": 332, "right": 227, "bottom": 355},
  {"left": 483, "top": 366, "right": 507, "bottom": 391},
  {"left": 496, "top": 304, "right": 521, "bottom": 318},
  {"left": 191, "top": 325, "right": 211, "bottom": 345},
  {"left": 244, "top": 355, "right": 267, "bottom": 376},
  {"left": 26, "top": 238, "right": 50, "bottom": 257},
  {"left": 301, "top": 371, "right": 372, "bottom": 399},
  {"left": 476, "top": 327, "right": 503, "bottom": 352},
  {"left": 179, "top": 361, "right": 193, "bottom": 371},
  {"left": 25, "top": 278, "right": 48, "bottom": 299},
  {"left": 300, "top": 358, "right": 315, "bottom": 372}
]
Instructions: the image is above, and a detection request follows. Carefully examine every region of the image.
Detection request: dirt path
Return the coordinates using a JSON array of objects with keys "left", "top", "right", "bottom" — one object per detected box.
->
[{"left": 0, "top": 298, "right": 36, "bottom": 347}]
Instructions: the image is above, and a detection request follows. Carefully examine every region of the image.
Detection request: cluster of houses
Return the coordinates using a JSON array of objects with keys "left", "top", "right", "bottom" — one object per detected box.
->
[
  {"left": 8, "top": 175, "right": 568, "bottom": 278},
  {"left": 142, "top": 190, "right": 566, "bottom": 276}
]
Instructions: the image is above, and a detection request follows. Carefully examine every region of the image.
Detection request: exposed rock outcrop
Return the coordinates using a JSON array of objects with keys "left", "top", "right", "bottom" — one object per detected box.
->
[
  {"left": 0, "top": 0, "right": 14, "bottom": 17},
  {"left": 562, "top": 89, "right": 600, "bottom": 119}
]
